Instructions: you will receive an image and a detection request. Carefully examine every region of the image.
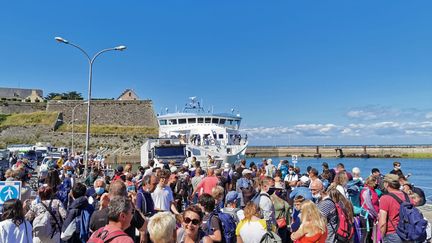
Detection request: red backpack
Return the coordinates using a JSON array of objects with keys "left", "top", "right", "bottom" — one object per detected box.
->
[
  {"left": 87, "top": 227, "right": 127, "bottom": 243},
  {"left": 328, "top": 199, "right": 354, "bottom": 242}
]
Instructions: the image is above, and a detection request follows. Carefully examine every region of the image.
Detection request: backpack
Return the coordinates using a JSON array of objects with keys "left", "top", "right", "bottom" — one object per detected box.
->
[
  {"left": 206, "top": 211, "right": 237, "bottom": 243},
  {"left": 328, "top": 199, "right": 354, "bottom": 242},
  {"left": 388, "top": 192, "right": 428, "bottom": 242},
  {"left": 87, "top": 227, "right": 127, "bottom": 243},
  {"left": 33, "top": 200, "right": 61, "bottom": 239},
  {"left": 260, "top": 231, "right": 282, "bottom": 243},
  {"left": 76, "top": 206, "right": 94, "bottom": 242},
  {"left": 252, "top": 192, "right": 271, "bottom": 207},
  {"left": 347, "top": 179, "right": 362, "bottom": 208}
]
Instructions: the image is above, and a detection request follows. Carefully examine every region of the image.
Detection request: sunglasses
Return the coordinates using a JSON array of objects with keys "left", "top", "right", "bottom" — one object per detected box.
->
[{"left": 184, "top": 217, "right": 200, "bottom": 226}]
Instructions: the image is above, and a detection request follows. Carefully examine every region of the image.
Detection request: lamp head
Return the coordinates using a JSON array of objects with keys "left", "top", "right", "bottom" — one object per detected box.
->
[
  {"left": 55, "top": 37, "right": 69, "bottom": 44},
  {"left": 115, "top": 45, "right": 127, "bottom": 51}
]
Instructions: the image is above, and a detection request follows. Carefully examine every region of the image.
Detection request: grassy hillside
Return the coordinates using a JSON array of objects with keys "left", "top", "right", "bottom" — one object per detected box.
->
[
  {"left": 57, "top": 124, "right": 158, "bottom": 136},
  {"left": 0, "top": 111, "right": 58, "bottom": 128}
]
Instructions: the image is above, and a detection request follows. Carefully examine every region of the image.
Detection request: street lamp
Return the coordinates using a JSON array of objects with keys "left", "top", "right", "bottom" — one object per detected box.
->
[
  {"left": 71, "top": 101, "right": 88, "bottom": 156},
  {"left": 55, "top": 36, "right": 126, "bottom": 178}
]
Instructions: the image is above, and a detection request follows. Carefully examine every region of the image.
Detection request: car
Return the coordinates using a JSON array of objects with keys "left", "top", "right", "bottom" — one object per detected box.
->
[{"left": 39, "top": 155, "right": 62, "bottom": 173}]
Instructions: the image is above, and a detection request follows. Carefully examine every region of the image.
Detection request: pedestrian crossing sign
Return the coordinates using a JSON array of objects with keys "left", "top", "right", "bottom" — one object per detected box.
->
[{"left": 0, "top": 181, "right": 22, "bottom": 207}]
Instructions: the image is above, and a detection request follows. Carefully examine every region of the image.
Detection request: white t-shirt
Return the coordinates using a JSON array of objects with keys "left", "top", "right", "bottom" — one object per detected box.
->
[
  {"left": 0, "top": 219, "right": 32, "bottom": 243},
  {"left": 151, "top": 185, "right": 174, "bottom": 211},
  {"left": 284, "top": 173, "right": 298, "bottom": 183},
  {"left": 236, "top": 219, "right": 267, "bottom": 243}
]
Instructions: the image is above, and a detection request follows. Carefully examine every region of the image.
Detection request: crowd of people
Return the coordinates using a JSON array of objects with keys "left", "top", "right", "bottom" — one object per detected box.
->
[{"left": 0, "top": 155, "right": 431, "bottom": 243}]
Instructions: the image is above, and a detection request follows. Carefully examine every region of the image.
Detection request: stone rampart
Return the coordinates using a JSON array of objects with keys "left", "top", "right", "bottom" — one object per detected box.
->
[
  {"left": 0, "top": 101, "right": 46, "bottom": 114},
  {"left": 46, "top": 100, "right": 158, "bottom": 127}
]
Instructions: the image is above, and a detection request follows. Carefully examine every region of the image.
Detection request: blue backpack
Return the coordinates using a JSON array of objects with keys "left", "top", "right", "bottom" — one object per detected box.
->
[
  {"left": 206, "top": 211, "right": 236, "bottom": 243},
  {"left": 388, "top": 193, "right": 428, "bottom": 242},
  {"left": 76, "top": 205, "right": 94, "bottom": 243}
]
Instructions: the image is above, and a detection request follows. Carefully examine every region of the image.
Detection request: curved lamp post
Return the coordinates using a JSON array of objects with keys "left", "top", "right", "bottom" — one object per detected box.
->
[{"left": 55, "top": 36, "right": 126, "bottom": 178}]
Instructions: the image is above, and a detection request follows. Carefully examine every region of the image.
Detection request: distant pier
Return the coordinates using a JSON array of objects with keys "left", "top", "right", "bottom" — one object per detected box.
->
[{"left": 245, "top": 145, "right": 432, "bottom": 158}]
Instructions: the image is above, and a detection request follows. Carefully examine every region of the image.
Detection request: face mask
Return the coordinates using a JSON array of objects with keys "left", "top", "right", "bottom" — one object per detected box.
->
[
  {"left": 289, "top": 170, "right": 294, "bottom": 175},
  {"left": 67, "top": 171, "right": 73, "bottom": 175},
  {"left": 395, "top": 166, "right": 401, "bottom": 170},
  {"left": 312, "top": 192, "right": 321, "bottom": 200},
  {"left": 95, "top": 187, "right": 105, "bottom": 195},
  {"left": 127, "top": 186, "right": 135, "bottom": 192}
]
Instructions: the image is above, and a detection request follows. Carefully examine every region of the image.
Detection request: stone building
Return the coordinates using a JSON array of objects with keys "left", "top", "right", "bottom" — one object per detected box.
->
[
  {"left": 117, "top": 89, "right": 139, "bottom": 101},
  {"left": 0, "top": 87, "right": 43, "bottom": 102}
]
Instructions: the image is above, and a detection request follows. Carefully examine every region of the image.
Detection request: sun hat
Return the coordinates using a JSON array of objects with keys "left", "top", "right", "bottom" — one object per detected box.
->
[{"left": 242, "top": 169, "right": 253, "bottom": 176}]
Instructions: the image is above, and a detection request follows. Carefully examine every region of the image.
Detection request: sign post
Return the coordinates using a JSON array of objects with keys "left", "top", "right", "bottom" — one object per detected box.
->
[
  {"left": 292, "top": 155, "right": 298, "bottom": 168},
  {"left": 0, "top": 181, "right": 22, "bottom": 210}
]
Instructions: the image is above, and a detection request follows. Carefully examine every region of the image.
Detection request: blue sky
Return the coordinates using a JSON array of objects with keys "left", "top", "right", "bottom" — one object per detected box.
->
[{"left": 1, "top": 1, "right": 431, "bottom": 145}]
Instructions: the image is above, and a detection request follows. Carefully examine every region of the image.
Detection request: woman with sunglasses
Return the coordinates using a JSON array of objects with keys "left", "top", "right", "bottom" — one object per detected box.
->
[{"left": 177, "top": 205, "right": 211, "bottom": 243}]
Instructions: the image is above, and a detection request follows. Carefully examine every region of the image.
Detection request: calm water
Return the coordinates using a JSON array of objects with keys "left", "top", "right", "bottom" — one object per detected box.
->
[{"left": 247, "top": 157, "right": 432, "bottom": 203}]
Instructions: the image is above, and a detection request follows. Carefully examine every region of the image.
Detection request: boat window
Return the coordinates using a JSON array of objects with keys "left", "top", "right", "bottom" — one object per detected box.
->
[
  {"left": 212, "top": 118, "right": 219, "bottom": 124},
  {"left": 169, "top": 119, "right": 177, "bottom": 125},
  {"left": 236, "top": 120, "right": 241, "bottom": 126},
  {"left": 218, "top": 134, "right": 224, "bottom": 139},
  {"left": 159, "top": 120, "right": 167, "bottom": 125},
  {"left": 178, "top": 118, "right": 187, "bottom": 124},
  {"left": 219, "top": 119, "right": 226, "bottom": 125},
  {"left": 198, "top": 118, "right": 204, "bottom": 123},
  {"left": 188, "top": 118, "right": 196, "bottom": 124},
  {"left": 227, "top": 119, "right": 233, "bottom": 125},
  {"left": 205, "top": 118, "right": 211, "bottom": 123}
]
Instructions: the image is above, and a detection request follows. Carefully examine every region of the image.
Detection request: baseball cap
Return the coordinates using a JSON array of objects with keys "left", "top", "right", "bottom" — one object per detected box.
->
[
  {"left": 384, "top": 174, "right": 399, "bottom": 184},
  {"left": 116, "top": 165, "right": 124, "bottom": 173},
  {"left": 225, "top": 191, "right": 240, "bottom": 204}
]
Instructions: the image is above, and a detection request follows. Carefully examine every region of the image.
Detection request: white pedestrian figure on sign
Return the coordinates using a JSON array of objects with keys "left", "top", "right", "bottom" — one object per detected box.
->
[{"left": 4, "top": 187, "right": 14, "bottom": 201}]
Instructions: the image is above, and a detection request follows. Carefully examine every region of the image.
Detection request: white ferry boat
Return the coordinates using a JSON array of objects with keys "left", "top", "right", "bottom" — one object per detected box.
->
[{"left": 140, "top": 97, "right": 248, "bottom": 168}]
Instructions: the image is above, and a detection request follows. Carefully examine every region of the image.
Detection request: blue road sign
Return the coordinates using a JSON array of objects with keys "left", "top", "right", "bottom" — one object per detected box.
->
[{"left": 0, "top": 181, "right": 22, "bottom": 207}]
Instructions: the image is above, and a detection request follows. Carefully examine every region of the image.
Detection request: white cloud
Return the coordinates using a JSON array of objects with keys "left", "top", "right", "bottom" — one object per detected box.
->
[
  {"left": 346, "top": 106, "right": 431, "bottom": 122},
  {"left": 241, "top": 121, "right": 432, "bottom": 141}
]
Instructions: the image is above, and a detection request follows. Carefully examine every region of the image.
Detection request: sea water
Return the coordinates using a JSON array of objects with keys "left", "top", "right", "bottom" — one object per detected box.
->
[{"left": 247, "top": 157, "right": 432, "bottom": 203}]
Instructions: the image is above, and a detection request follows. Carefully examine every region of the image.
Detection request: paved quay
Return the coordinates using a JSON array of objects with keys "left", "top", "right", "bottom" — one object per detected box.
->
[{"left": 419, "top": 204, "right": 432, "bottom": 222}]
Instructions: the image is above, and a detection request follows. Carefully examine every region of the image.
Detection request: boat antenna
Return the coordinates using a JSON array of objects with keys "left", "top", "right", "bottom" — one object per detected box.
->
[
  {"left": 165, "top": 107, "right": 169, "bottom": 114},
  {"left": 231, "top": 108, "right": 235, "bottom": 114}
]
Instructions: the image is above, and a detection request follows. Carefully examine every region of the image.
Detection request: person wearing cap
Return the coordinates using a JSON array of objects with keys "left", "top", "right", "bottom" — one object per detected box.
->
[
  {"left": 378, "top": 174, "right": 409, "bottom": 242},
  {"left": 222, "top": 191, "right": 243, "bottom": 223},
  {"left": 236, "top": 169, "right": 255, "bottom": 207}
]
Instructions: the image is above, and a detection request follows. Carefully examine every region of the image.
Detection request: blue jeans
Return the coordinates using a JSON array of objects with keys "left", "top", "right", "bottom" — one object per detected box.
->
[{"left": 383, "top": 233, "right": 413, "bottom": 243}]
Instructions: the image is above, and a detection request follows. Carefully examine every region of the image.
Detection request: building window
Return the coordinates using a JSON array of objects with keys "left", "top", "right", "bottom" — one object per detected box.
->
[
  {"left": 218, "top": 134, "right": 224, "bottom": 139},
  {"left": 128, "top": 92, "right": 131, "bottom": 97},
  {"left": 188, "top": 118, "right": 196, "bottom": 124}
]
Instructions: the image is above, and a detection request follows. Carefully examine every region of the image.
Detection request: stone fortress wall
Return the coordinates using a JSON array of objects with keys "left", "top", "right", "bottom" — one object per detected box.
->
[
  {"left": 0, "top": 101, "right": 46, "bottom": 114},
  {"left": 46, "top": 100, "right": 159, "bottom": 127}
]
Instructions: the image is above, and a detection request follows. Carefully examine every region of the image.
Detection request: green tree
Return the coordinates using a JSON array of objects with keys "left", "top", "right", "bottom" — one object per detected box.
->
[{"left": 45, "top": 92, "right": 62, "bottom": 100}]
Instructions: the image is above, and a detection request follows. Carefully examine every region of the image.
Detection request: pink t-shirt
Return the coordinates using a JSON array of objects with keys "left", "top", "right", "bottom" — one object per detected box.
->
[
  {"left": 89, "top": 225, "right": 134, "bottom": 243},
  {"left": 196, "top": 176, "right": 219, "bottom": 196}
]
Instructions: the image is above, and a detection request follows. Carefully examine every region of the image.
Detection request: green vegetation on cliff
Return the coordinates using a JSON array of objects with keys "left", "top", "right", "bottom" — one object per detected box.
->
[
  {"left": 0, "top": 111, "right": 58, "bottom": 128},
  {"left": 57, "top": 124, "right": 158, "bottom": 136}
]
